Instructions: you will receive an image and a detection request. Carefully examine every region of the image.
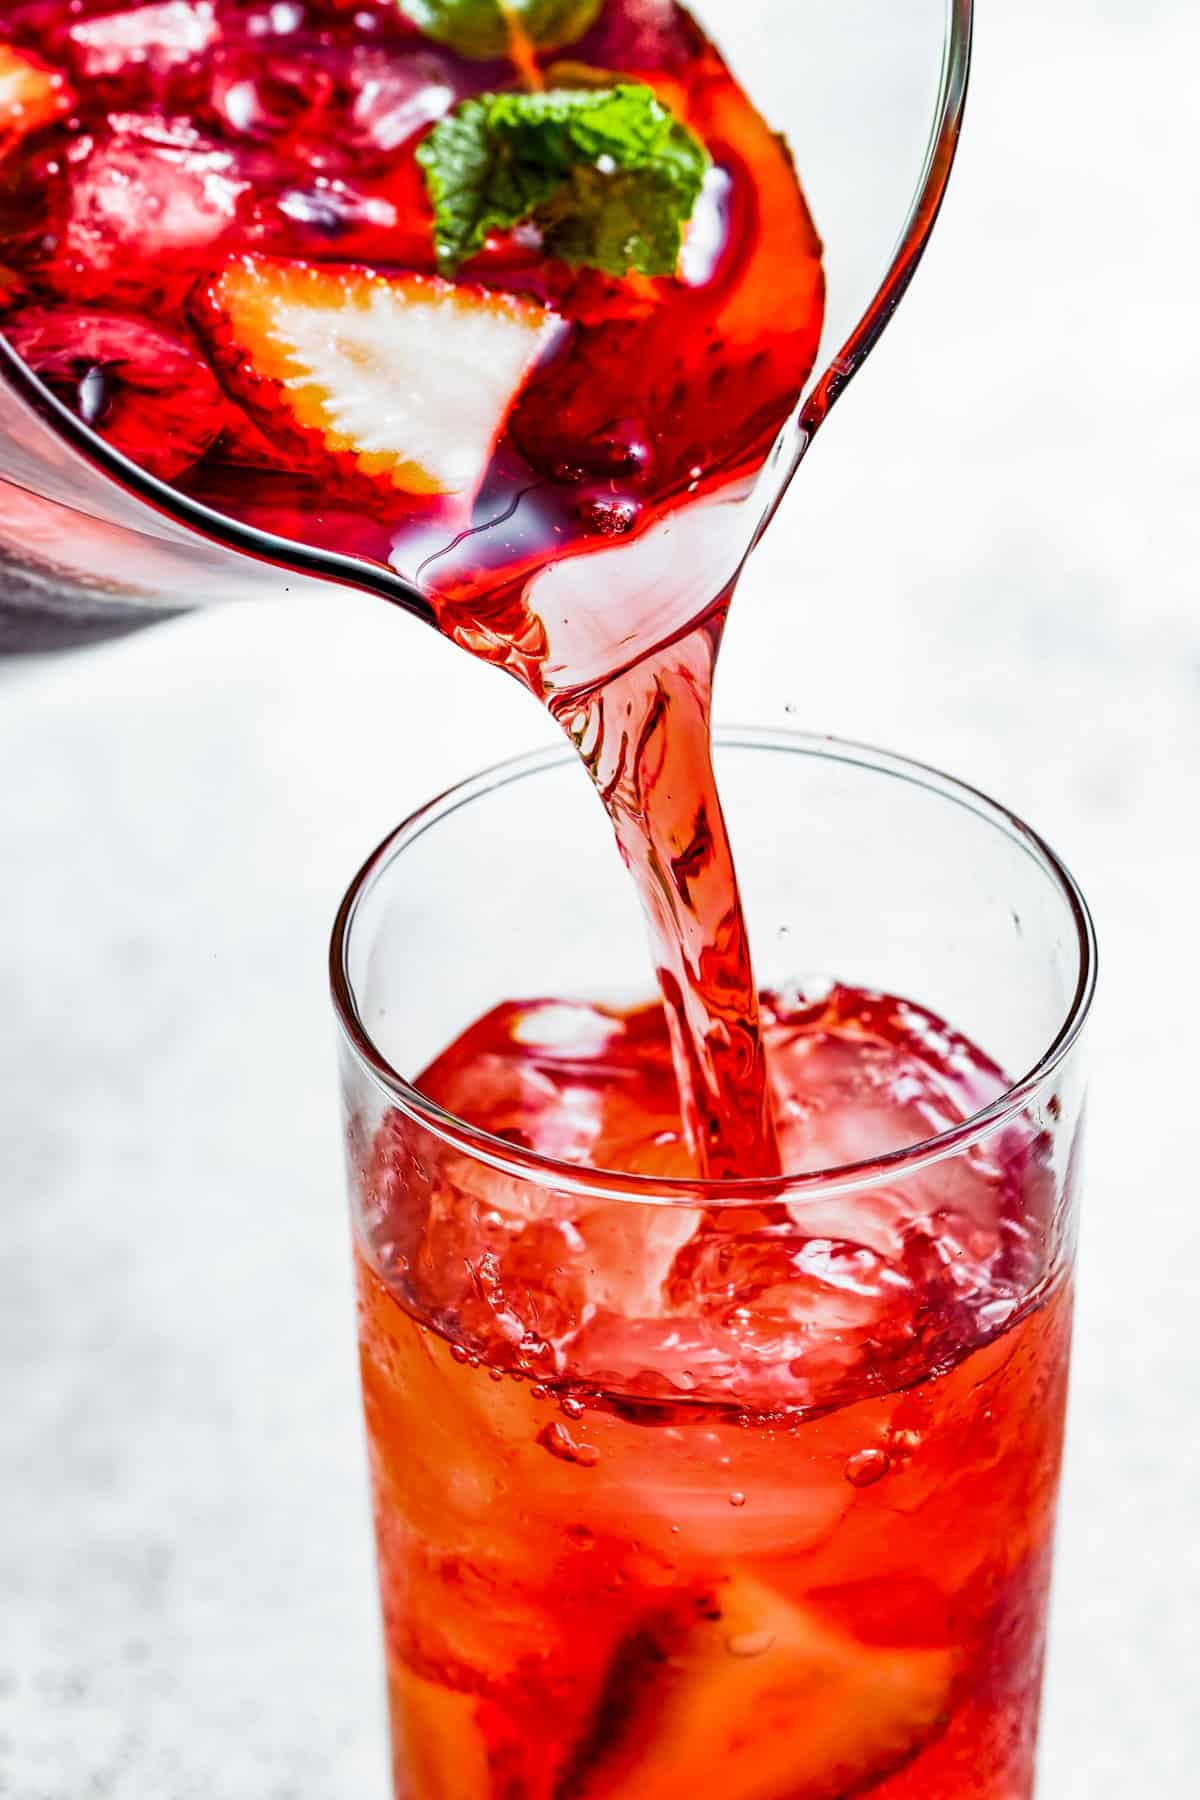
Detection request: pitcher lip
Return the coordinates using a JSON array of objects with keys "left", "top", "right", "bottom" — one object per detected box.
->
[{"left": 330, "top": 727, "right": 1097, "bottom": 1210}]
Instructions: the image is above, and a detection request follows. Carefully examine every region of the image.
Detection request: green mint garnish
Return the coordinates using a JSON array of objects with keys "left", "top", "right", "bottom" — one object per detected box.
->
[
  {"left": 417, "top": 82, "right": 711, "bottom": 278},
  {"left": 400, "top": 0, "right": 603, "bottom": 62}
]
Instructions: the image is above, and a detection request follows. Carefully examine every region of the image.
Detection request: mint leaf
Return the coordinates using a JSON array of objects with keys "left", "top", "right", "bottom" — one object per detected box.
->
[
  {"left": 400, "top": 0, "right": 603, "bottom": 61},
  {"left": 417, "top": 82, "right": 710, "bottom": 278}
]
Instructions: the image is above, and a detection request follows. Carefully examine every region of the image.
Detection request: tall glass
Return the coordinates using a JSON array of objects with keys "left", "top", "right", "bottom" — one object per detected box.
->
[{"left": 331, "top": 733, "right": 1095, "bottom": 1800}]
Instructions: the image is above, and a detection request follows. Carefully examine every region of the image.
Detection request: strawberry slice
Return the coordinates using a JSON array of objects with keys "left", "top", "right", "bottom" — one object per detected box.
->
[
  {"left": 195, "top": 254, "right": 567, "bottom": 498},
  {"left": 0, "top": 44, "right": 73, "bottom": 160},
  {"left": 3, "top": 307, "right": 231, "bottom": 483},
  {"left": 558, "top": 1574, "right": 957, "bottom": 1799}
]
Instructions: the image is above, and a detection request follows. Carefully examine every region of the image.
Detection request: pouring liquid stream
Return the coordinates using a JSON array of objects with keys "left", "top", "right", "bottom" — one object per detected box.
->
[{"left": 552, "top": 602, "right": 780, "bottom": 1177}]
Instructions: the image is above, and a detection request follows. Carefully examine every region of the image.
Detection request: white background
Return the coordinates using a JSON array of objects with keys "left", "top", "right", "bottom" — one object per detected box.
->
[{"left": 3, "top": 1, "right": 1198, "bottom": 1794}]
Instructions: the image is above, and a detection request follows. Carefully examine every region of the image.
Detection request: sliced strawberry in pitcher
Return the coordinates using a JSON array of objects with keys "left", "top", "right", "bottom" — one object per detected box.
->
[
  {"left": 3, "top": 306, "right": 231, "bottom": 481},
  {"left": 0, "top": 43, "right": 74, "bottom": 159},
  {"left": 195, "top": 253, "right": 567, "bottom": 498}
]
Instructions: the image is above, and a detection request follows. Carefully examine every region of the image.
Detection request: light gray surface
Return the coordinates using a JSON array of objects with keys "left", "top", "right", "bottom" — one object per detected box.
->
[{"left": 3, "top": 1, "right": 1199, "bottom": 1794}]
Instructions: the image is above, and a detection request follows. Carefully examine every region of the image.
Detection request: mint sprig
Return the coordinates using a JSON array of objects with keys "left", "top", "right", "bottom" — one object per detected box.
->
[
  {"left": 417, "top": 82, "right": 711, "bottom": 278},
  {"left": 400, "top": 0, "right": 603, "bottom": 62}
]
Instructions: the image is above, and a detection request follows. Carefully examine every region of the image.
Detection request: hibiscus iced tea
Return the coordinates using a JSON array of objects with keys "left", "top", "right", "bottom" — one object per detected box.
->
[{"left": 334, "top": 737, "right": 1093, "bottom": 1798}]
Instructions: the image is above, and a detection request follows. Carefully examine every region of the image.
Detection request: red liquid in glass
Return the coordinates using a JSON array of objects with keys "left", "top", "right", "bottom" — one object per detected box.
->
[{"left": 355, "top": 985, "right": 1073, "bottom": 1798}]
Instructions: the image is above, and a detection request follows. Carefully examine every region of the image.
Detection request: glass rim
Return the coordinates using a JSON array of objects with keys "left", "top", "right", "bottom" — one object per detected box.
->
[{"left": 330, "top": 728, "right": 1096, "bottom": 1208}]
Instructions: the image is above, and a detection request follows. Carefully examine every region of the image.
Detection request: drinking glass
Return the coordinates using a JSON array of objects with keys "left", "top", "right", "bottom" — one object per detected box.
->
[{"left": 331, "top": 730, "right": 1095, "bottom": 1799}]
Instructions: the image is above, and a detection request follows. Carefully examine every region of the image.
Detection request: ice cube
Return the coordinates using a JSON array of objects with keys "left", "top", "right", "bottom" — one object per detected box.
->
[
  {"left": 206, "top": 52, "right": 334, "bottom": 142},
  {"left": 636, "top": 986, "right": 1043, "bottom": 1409},
  {"left": 344, "top": 47, "right": 455, "bottom": 158},
  {"left": 572, "top": 1202, "right": 698, "bottom": 1319},
  {"left": 768, "top": 990, "right": 1002, "bottom": 1176},
  {"left": 59, "top": 115, "right": 246, "bottom": 303},
  {"left": 660, "top": 1221, "right": 922, "bottom": 1407},
  {"left": 69, "top": 3, "right": 220, "bottom": 81},
  {"left": 205, "top": 41, "right": 455, "bottom": 166}
]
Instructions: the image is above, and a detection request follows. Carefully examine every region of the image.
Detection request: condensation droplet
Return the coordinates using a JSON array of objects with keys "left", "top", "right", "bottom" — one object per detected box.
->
[
  {"left": 729, "top": 1491, "right": 747, "bottom": 1508},
  {"left": 560, "top": 1395, "right": 586, "bottom": 1420},
  {"left": 726, "top": 1629, "right": 775, "bottom": 1658},
  {"left": 845, "top": 1448, "right": 892, "bottom": 1489}
]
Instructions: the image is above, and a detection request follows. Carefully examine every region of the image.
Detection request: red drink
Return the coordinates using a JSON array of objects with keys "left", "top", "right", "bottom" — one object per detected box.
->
[
  {"left": 352, "top": 981, "right": 1074, "bottom": 1798},
  {"left": 3, "top": 9, "right": 1089, "bottom": 1796}
]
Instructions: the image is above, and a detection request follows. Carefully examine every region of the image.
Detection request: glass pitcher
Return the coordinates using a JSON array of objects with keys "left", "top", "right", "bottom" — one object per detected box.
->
[{"left": 0, "top": 0, "right": 971, "bottom": 655}]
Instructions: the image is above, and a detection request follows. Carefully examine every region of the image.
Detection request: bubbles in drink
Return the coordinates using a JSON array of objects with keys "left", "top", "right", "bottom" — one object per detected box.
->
[
  {"left": 844, "top": 1447, "right": 892, "bottom": 1489},
  {"left": 537, "top": 1421, "right": 600, "bottom": 1467}
]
